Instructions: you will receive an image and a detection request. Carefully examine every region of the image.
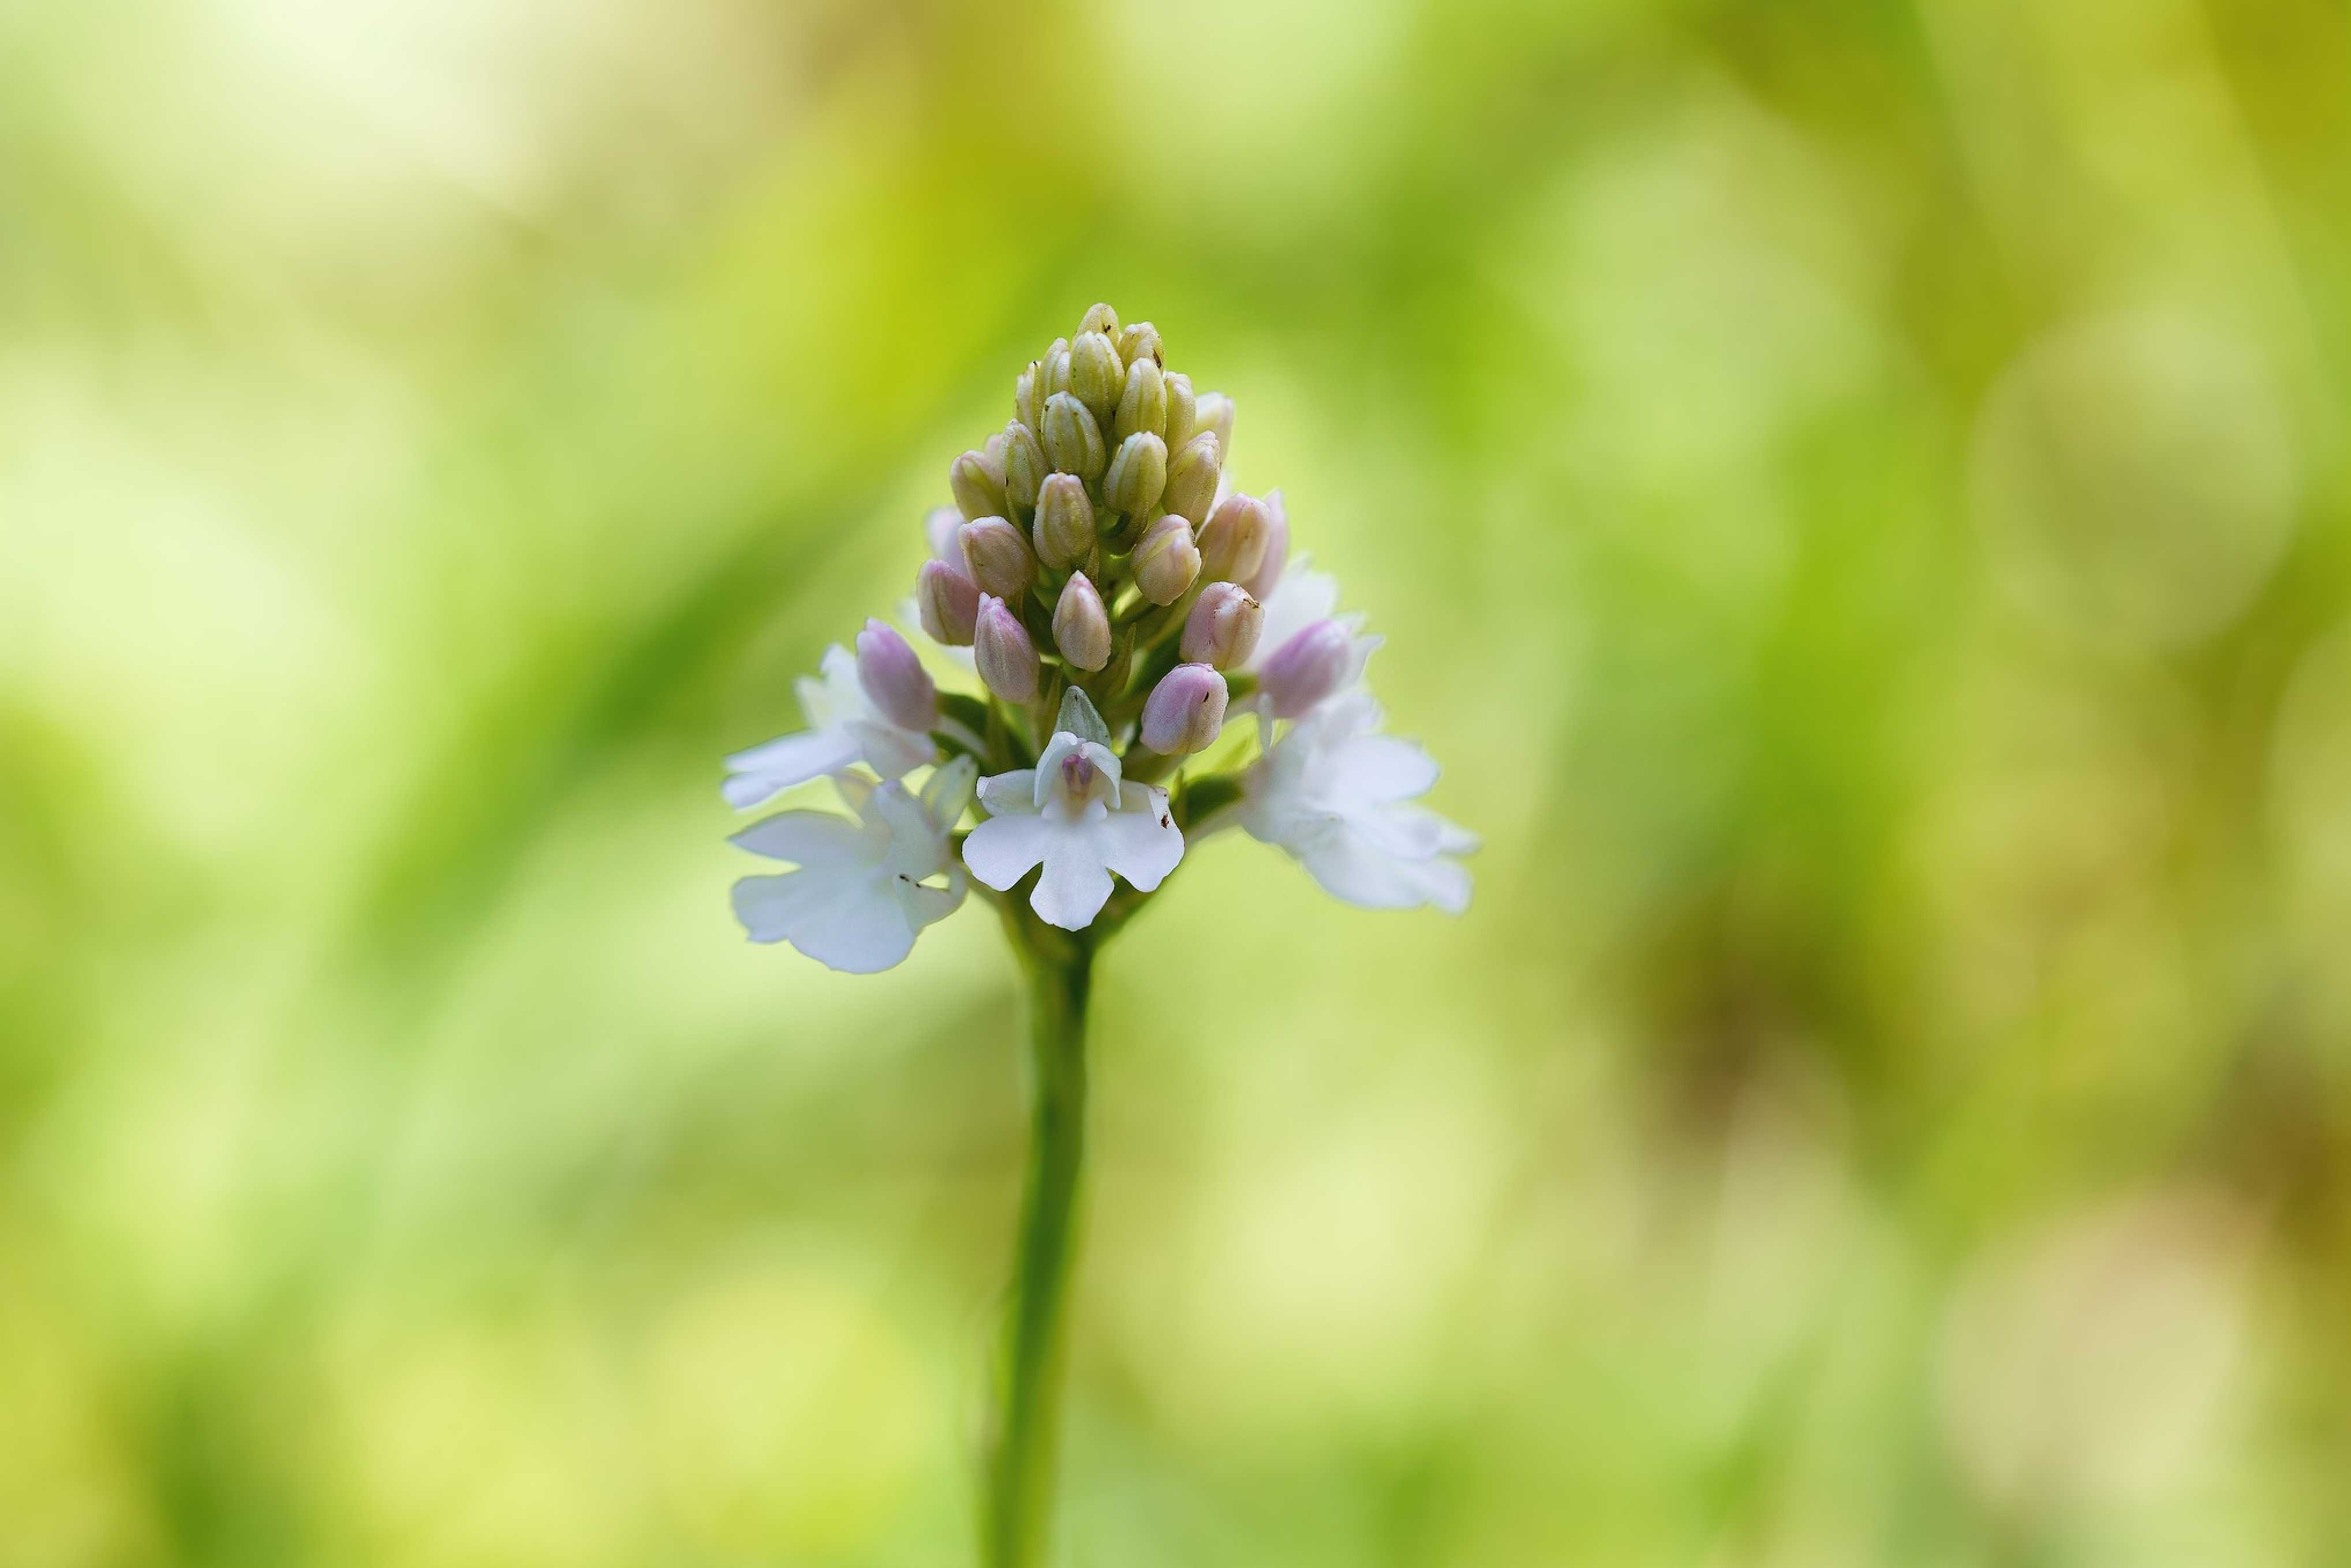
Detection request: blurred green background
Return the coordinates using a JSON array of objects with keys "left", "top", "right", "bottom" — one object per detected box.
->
[{"left": 6, "top": 0, "right": 2351, "bottom": 1563}]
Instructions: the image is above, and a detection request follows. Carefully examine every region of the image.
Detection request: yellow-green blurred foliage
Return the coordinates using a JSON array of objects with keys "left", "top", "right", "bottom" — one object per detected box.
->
[{"left": 6, "top": 0, "right": 2351, "bottom": 1563}]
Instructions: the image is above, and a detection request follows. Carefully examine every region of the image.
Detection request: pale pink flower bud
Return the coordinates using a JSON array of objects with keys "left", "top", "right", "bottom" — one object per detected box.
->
[
  {"left": 951, "top": 447, "right": 1007, "bottom": 522},
  {"left": 1140, "top": 663, "right": 1228, "bottom": 755},
  {"left": 1053, "top": 572, "right": 1113, "bottom": 671},
  {"left": 854, "top": 618, "right": 937, "bottom": 731},
  {"left": 1197, "top": 491, "right": 1270, "bottom": 585},
  {"left": 1259, "top": 619, "right": 1353, "bottom": 717},
  {"left": 974, "top": 594, "right": 1041, "bottom": 703},
  {"left": 1162, "top": 431, "right": 1221, "bottom": 525},
  {"left": 1243, "top": 489, "right": 1290, "bottom": 598},
  {"left": 1041, "top": 391, "right": 1107, "bottom": 481},
  {"left": 1000, "top": 420, "right": 1046, "bottom": 508},
  {"left": 1131, "top": 515, "right": 1201, "bottom": 606},
  {"left": 959, "top": 516, "right": 1037, "bottom": 601},
  {"left": 1181, "top": 581, "right": 1263, "bottom": 669},
  {"left": 1031, "top": 473, "right": 1096, "bottom": 570},
  {"left": 1070, "top": 330, "right": 1126, "bottom": 422},
  {"left": 915, "top": 559, "right": 981, "bottom": 646},
  {"left": 1103, "top": 431, "right": 1168, "bottom": 516}
]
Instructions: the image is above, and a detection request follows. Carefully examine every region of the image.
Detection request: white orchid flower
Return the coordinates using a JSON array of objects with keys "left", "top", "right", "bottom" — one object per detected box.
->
[{"left": 722, "top": 644, "right": 937, "bottom": 811}]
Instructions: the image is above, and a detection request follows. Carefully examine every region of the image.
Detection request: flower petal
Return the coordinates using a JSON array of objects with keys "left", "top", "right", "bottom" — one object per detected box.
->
[
  {"left": 728, "top": 810, "right": 868, "bottom": 867},
  {"left": 1335, "top": 734, "right": 1440, "bottom": 802},
  {"left": 978, "top": 769, "right": 1041, "bottom": 816},
  {"left": 731, "top": 868, "right": 921, "bottom": 972},
  {"left": 1031, "top": 840, "right": 1115, "bottom": 930},
  {"left": 722, "top": 730, "right": 862, "bottom": 809},
  {"left": 1097, "top": 788, "right": 1184, "bottom": 892},
  {"left": 846, "top": 717, "right": 934, "bottom": 780},
  {"left": 962, "top": 811, "right": 1055, "bottom": 891}
]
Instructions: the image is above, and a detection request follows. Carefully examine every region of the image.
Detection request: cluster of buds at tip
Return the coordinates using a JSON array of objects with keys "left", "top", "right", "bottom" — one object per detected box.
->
[{"left": 725, "top": 301, "right": 1471, "bottom": 971}]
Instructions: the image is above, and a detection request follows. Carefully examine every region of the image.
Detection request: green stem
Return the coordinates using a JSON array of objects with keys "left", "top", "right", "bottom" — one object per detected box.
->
[{"left": 982, "top": 931, "right": 1093, "bottom": 1568}]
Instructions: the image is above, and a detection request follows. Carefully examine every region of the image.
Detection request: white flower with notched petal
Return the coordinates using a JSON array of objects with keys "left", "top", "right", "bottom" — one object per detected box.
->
[
  {"left": 963, "top": 692, "right": 1184, "bottom": 931},
  {"left": 730, "top": 757, "right": 977, "bottom": 972},
  {"left": 1238, "top": 693, "right": 1476, "bottom": 914},
  {"left": 723, "top": 644, "right": 936, "bottom": 810}
]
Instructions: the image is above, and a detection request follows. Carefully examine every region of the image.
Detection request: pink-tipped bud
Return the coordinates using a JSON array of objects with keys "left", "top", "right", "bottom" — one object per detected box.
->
[
  {"left": 1140, "top": 663, "right": 1228, "bottom": 756},
  {"left": 1197, "top": 491, "right": 1270, "bottom": 585},
  {"left": 1163, "top": 432, "right": 1221, "bottom": 525},
  {"left": 1131, "top": 515, "right": 1201, "bottom": 606},
  {"left": 1031, "top": 473, "right": 1096, "bottom": 570},
  {"left": 1243, "top": 489, "right": 1290, "bottom": 598},
  {"left": 1053, "top": 572, "right": 1113, "bottom": 671},
  {"left": 959, "top": 516, "right": 1037, "bottom": 601},
  {"left": 974, "top": 594, "right": 1041, "bottom": 703},
  {"left": 855, "top": 618, "right": 937, "bottom": 731},
  {"left": 1181, "top": 581, "right": 1263, "bottom": 669},
  {"left": 951, "top": 447, "right": 1007, "bottom": 522},
  {"left": 1259, "top": 619, "right": 1354, "bottom": 717},
  {"left": 915, "top": 559, "right": 981, "bottom": 646}
]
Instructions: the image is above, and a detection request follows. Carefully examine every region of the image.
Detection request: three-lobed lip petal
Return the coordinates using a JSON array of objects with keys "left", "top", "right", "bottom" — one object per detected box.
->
[
  {"left": 963, "top": 729, "right": 1185, "bottom": 931},
  {"left": 722, "top": 644, "right": 939, "bottom": 811}
]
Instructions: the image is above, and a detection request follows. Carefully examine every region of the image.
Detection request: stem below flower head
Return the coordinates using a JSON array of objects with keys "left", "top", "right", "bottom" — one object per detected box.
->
[{"left": 982, "top": 912, "right": 1093, "bottom": 1568}]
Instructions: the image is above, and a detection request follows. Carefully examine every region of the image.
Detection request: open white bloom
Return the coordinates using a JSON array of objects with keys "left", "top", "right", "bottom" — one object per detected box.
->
[
  {"left": 1238, "top": 693, "right": 1477, "bottom": 914},
  {"left": 963, "top": 693, "right": 1185, "bottom": 931},
  {"left": 723, "top": 645, "right": 936, "bottom": 810},
  {"left": 730, "top": 757, "right": 977, "bottom": 972}
]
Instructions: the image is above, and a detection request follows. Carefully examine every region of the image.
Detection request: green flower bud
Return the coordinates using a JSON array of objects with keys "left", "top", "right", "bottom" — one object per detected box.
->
[
  {"left": 1117, "top": 321, "right": 1162, "bottom": 368},
  {"left": 1041, "top": 391, "right": 1107, "bottom": 481},
  {"left": 1113, "top": 357, "right": 1167, "bottom": 443},
  {"left": 1000, "top": 420, "right": 1046, "bottom": 509},
  {"left": 959, "top": 515, "right": 1037, "bottom": 601},
  {"left": 1131, "top": 515, "right": 1200, "bottom": 606},
  {"left": 1053, "top": 571, "right": 1113, "bottom": 671},
  {"left": 1163, "top": 370, "right": 1199, "bottom": 450},
  {"left": 1031, "top": 473, "right": 1096, "bottom": 571},
  {"left": 1015, "top": 363, "right": 1041, "bottom": 429},
  {"left": 1040, "top": 338, "right": 1072, "bottom": 404},
  {"left": 1197, "top": 491, "right": 1270, "bottom": 585},
  {"left": 1078, "top": 301, "right": 1120, "bottom": 339},
  {"left": 951, "top": 447, "right": 1007, "bottom": 522},
  {"left": 1102, "top": 431, "right": 1168, "bottom": 517},
  {"left": 1162, "top": 431, "right": 1221, "bottom": 525},
  {"left": 1069, "top": 331, "right": 1125, "bottom": 424},
  {"left": 1194, "top": 391, "right": 1234, "bottom": 463}
]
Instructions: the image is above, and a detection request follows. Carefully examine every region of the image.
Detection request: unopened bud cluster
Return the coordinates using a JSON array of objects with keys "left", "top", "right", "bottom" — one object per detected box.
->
[{"left": 916, "top": 301, "right": 1289, "bottom": 760}]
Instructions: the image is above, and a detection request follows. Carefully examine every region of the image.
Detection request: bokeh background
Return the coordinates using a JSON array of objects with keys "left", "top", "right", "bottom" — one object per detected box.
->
[{"left": 7, "top": 0, "right": 2351, "bottom": 1563}]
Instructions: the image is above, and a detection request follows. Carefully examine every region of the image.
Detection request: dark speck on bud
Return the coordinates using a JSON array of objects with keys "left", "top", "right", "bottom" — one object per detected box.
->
[
  {"left": 1197, "top": 492, "right": 1271, "bottom": 585},
  {"left": 1181, "top": 581, "right": 1264, "bottom": 669},
  {"left": 1131, "top": 515, "right": 1201, "bottom": 606},
  {"left": 915, "top": 559, "right": 981, "bottom": 646},
  {"left": 1078, "top": 301, "right": 1119, "bottom": 339},
  {"left": 1053, "top": 572, "right": 1114, "bottom": 671},
  {"left": 951, "top": 447, "right": 1007, "bottom": 523},
  {"left": 1103, "top": 431, "right": 1168, "bottom": 517},
  {"left": 974, "top": 594, "right": 1041, "bottom": 703},
  {"left": 1141, "top": 663, "right": 1228, "bottom": 755},
  {"left": 1041, "top": 391, "right": 1107, "bottom": 481},
  {"left": 855, "top": 618, "right": 937, "bottom": 731},
  {"left": 959, "top": 515, "right": 1037, "bottom": 601},
  {"left": 1162, "top": 431, "right": 1221, "bottom": 525}
]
